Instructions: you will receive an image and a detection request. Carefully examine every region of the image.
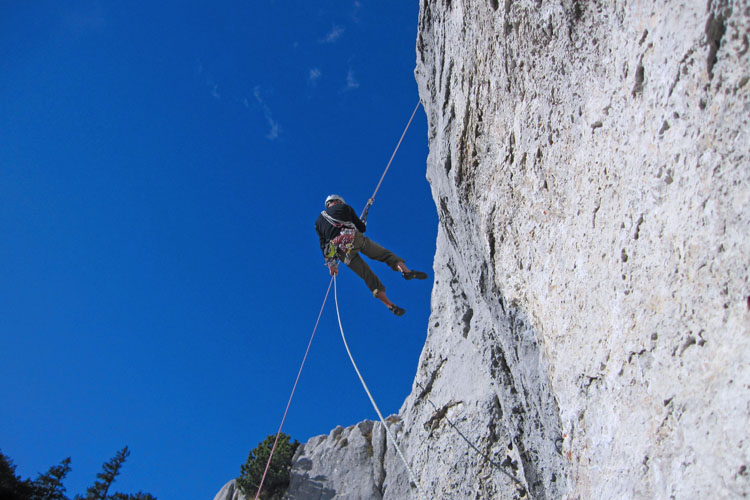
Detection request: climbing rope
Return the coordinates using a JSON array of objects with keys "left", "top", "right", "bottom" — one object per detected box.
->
[
  {"left": 360, "top": 100, "right": 422, "bottom": 223},
  {"left": 254, "top": 278, "right": 333, "bottom": 500},
  {"left": 333, "top": 276, "right": 424, "bottom": 497}
]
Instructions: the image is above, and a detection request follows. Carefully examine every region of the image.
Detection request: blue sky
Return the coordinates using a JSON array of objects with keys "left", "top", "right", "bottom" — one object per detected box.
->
[{"left": 0, "top": 1, "right": 436, "bottom": 499}]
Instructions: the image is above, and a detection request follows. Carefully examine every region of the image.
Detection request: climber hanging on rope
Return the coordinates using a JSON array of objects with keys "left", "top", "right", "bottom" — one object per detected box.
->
[{"left": 315, "top": 194, "right": 427, "bottom": 316}]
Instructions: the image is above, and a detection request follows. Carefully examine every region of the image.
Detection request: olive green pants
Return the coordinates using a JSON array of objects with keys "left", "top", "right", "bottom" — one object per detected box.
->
[{"left": 339, "top": 232, "right": 403, "bottom": 295}]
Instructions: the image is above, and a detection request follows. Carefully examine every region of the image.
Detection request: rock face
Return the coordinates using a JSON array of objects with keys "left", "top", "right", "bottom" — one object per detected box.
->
[
  {"left": 410, "top": 1, "right": 749, "bottom": 498},
  {"left": 284, "top": 419, "right": 410, "bottom": 500},
  {"left": 216, "top": 1, "right": 749, "bottom": 499}
]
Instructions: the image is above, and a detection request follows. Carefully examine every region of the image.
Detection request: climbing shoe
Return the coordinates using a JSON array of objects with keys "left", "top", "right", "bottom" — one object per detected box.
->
[
  {"left": 402, "top": 270, "right": 428, "bottom": 280},
  {"left": 389, "top": 304, "right": 406, "bottom": 316}
]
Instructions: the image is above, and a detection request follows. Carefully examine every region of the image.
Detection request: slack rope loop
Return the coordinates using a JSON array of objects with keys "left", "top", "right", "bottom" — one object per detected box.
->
[
  {"left": 333, "top": 276, "right": 424, "bottom": 497},
  {"left": 254, "top": 278, "right": 333, "bottom": 500}
]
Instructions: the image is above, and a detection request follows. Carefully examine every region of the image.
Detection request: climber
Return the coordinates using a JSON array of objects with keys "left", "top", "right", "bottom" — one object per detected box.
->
[{"left": 315, "top": 194, "right": 428, "bottom": 316}]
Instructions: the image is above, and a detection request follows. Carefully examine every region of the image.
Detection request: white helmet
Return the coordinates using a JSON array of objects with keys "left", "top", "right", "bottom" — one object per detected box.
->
[{"left": 325, "top": 194, "right": 345, "bottom": 207}]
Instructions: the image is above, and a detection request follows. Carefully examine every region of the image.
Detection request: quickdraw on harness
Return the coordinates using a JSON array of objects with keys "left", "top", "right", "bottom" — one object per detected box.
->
[{"left": 321, "top": 210, "right": 358, "bottom": 265}]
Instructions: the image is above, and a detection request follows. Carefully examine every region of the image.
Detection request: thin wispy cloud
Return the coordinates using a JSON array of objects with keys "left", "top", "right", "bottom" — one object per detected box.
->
[
  {"left": 210, "top": 82, "right": 221, "bottom": 100},
  {"left": 196, "top": 61, "right": 222, "bottom": 100},
  {"left": 196, "top": 63, "right": 277, "bottom": 140},
  {"left": 345, "top": 69, "right": 360, "bottom": 91},
  {"left": 309, "top": 68, "right": 322, "bottom": 85},
  {"left": 351, "top": 1, "right": 362, "bottom": 23},
  {"left": 321, "top": 25, "right": 344, "bottom": 43},
  {"left": 253, "top": 86, "right": 281, "bottom": 140}
]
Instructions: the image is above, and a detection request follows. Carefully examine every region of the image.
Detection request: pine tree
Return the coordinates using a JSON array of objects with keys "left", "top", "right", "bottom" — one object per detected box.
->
[
  {"left": 31, "top": 458, "right": 71, "bottom": 500},
  {"left": 0, "top": 449, "right": 154, "bottom": 500},
  {"left": 76, "top": 448, "right": 129, "bottom": 500},
  {"left": 0, "top": 451, "right": 35, "bottom": 500},
  {"left": 237, "top": 434, "right": 299, "bottom": 500}
]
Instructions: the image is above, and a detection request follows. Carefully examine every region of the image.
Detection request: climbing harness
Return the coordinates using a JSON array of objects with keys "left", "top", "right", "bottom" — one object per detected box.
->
[
  {"left": 329, "top": 230, "right": 356, "bottom": 264},
  {"left": 254, "top": 100, "right": 422, "bottom": 499},
  {"left": 334, "top": 276, "right": 424, "bottom": 497},
  {"left": 321, "top": 210, "right": 358, "bottom": 264}
]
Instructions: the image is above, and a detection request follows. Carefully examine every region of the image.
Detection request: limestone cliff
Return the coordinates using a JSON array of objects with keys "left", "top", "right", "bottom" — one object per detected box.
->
[{"left": 215, "top": 1, "right": 749, "bottom": 499}]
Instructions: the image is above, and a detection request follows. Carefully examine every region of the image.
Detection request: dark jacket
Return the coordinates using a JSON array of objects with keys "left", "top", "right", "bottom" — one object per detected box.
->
[{"left": 315, "top": 203, "right": 366, "bottom": 255}]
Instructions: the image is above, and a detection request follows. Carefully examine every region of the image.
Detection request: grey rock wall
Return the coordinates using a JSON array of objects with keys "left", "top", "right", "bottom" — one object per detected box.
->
[
  {"left": 215, "top": 1, "right": 749, "bottom": 498},
  {"left": 412, "top": 0, "right": 749, "bottom": 498},
  {"left": 283, "top": 418, "right": 410, "bottom": 500}
]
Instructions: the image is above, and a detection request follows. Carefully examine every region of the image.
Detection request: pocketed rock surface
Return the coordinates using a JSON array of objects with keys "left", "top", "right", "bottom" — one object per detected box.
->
[{"left": 410, "top": 1, "right": 749, "bottom": 498}]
